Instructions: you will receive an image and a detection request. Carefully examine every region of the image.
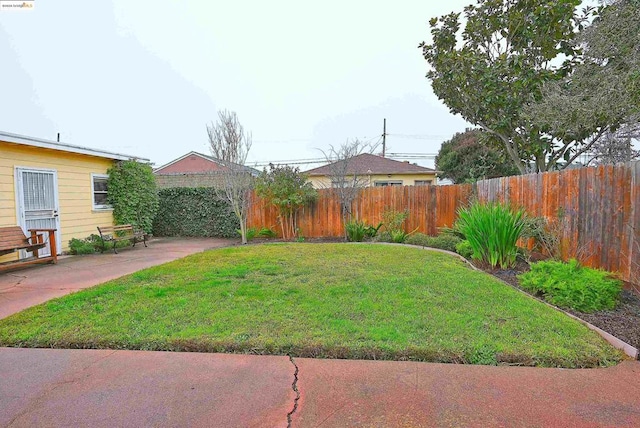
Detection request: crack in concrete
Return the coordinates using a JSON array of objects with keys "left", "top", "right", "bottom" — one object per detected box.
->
[{"left": 286, "top": 355, "right": 300, "bottom": 428}]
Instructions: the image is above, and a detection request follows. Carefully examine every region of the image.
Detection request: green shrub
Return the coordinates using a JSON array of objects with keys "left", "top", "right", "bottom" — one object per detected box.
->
[
  {"left": 153, "top": 188, "right": 238, "bottom": 238},
  {"left": 374, "top": 231, "right": 393, "bottom": 243},
  {"left": 68, "top": 234, "right": 131, "bottom": 254},
  {"left": 405, "top": 233, "right": 462, "bottom": 252},
  {"left": 455, "top": 240, "right": 474, "bottom": 259},
  {"left": 238, "top": 227, "right": 258, "bottom": 240},
  {"left": 364, "top": 222, "right": 383, "bottom": 239},
  {"left": 68, "top": 237, "right": 98, "bottom": 255},
  {"left": 345, "top": 220, "right": 367, "bottom": 242},
  {"left": 454, "top": 202, "right": 525, "bottom": 269},
  {"left": 381, "top": 208, "right": 409, "bottom": 233},
  {"left": 518, "top": 259, "right": 622, "bottom": 313},
  {"left": 107, "top": 160, "right": 158, "bottom": 233},
  {"left": 391, "top": 230, "right": 409, "bottom": 243},
  {"left": 257, "top": 227, "right": 277, "bottom": 238},
  {"left": 520, "top": 215, "right": 562, "bottom": 259}
]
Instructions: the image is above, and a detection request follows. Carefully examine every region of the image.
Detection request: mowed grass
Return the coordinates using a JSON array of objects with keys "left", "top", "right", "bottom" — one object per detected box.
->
[{"left": 0, "top": 244, "right": 622, "bottom": 367}]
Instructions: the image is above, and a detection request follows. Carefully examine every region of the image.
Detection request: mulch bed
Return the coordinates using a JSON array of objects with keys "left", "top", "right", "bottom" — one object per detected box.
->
[{"left": 486, "top": 260, "right": 640, "bottom": 353}]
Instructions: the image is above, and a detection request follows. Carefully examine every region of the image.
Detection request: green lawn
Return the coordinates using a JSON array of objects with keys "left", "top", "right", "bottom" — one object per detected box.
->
[{"left": 0, "top": 244, "right": 622, "bottom": 367}]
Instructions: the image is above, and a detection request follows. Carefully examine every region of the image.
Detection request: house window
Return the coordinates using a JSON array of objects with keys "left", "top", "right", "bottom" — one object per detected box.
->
[
  {"left": 414, "top": 180, "right": 432, "bottom": 186},
  {"left": 91, "top": 174, "right": 111, "bottom": 210},
  {"left": 374, "top": 180, "right": 403, "bottom": 187}
]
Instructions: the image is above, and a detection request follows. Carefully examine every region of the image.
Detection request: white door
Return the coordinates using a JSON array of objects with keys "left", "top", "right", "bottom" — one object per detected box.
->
[{"left": 15, "top": 168, "right": 62, "bottom": 257}]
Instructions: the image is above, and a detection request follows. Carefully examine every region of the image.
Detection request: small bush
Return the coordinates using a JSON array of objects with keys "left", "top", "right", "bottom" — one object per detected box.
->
[
  {"left": 455, "top": 240, "right": 474, "bottom": 259},
  {"left": 374, "top": 231, "right": 393, "bottom": 243},
  {"left": 68, "top": 237, "right": 98, "bottom": 255},
  {"left": 345, "top": 220, "right": 367, "bottom": 242},
  {"left": 257, "top": 227, "right": 277, "bottom": 238},
  {"left": 454, "top": 202, "right": 525, "bottom": 269},
  {"left": 405, "top": 233, "right": 462, "bottom": 252},
  {"left": 518, "top": 259, "right": 622, "bottom": 313},
  {"left": 381, "top": 208, "right": 409, "bottom": 233},
  {"left": 521, "top": 215, "right": 562, "bottom": 259}
]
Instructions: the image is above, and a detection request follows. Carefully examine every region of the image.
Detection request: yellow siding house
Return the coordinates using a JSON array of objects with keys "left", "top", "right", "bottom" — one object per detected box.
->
[
  {"left": 306, "top": 153, "right": 438, "bottom": 188},
  {"left": 0, "top": 131, "right": 147, "bottom": 260}
]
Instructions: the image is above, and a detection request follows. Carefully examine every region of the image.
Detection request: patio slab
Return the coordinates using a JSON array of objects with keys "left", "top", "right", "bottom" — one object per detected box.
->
[
  {"left": 291, "top": 357, "right": 640, "bottom": 427},
  {"left": 0, "top": 348, "right": 294, "bottom": 428},
  {"left": 0, "top": 237, "right": 233, "bottom": 320}
]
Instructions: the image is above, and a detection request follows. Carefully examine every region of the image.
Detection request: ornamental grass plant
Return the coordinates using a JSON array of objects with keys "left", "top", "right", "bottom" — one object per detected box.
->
[{"left": 454, "top": 201, "right": 525, "bottom": 269}]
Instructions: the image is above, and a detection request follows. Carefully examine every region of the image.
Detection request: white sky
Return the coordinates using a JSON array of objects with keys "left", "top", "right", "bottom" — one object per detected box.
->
[{"left": 0, "top": 0, "right": 473, "bottom": 169}]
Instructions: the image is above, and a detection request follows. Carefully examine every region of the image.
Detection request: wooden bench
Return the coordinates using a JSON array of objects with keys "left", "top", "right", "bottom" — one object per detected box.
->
[
  {"left": 0, "top": 226, "right": 58, "bottom": 272},
  {"left": 97, "top": 224, "right": 148, "bottom": 254}
]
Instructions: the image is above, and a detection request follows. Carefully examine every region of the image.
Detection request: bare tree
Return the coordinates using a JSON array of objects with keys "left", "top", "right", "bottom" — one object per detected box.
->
[
  {"left": 319, "top": 139, "right": 378, "bottom": 233},
  {"left": 207, "top": 110, "right": 253, "bottom": 244},
  {"left": 586, "top": 121, "right": 640, "bottom": 165}
]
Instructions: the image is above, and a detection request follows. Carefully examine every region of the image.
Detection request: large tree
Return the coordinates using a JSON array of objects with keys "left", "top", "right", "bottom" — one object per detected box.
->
[
  {"left": 206, "top": 110, "right": 253, "bottom": 244},
  {"left": 523, "top": 0, "right": 640, "bottom": 167},
  {"left": 436, "top": 129, "right": 519, "bottom": 183},
  {"left": 420, "top": 0, "right": 587, "bottom": 173}
]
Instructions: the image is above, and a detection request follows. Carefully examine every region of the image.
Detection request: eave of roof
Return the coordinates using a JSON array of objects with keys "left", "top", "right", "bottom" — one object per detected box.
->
[{"left": 0, "top": 131, "right": 149, "bottom": 162}]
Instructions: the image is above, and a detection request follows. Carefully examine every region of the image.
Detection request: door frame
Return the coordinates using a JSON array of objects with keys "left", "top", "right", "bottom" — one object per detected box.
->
[{"left": 14, "top": 166, "right": 62, "bottom": 256}]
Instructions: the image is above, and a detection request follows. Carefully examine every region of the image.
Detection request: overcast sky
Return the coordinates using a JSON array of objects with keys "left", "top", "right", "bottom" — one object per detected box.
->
[{"left": 1, "top": 0, "right": 473, "bottom": 169}]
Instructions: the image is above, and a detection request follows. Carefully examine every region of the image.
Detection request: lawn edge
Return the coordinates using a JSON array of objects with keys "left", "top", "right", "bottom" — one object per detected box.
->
[{"left": 392, "top": 243, "right": 638, "bottom": 361}]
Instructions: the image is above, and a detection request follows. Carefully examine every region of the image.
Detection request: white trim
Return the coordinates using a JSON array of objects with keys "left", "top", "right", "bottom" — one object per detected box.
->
[
  {"left": 91, "top": 173, "right": 111, "bottom": 210},
  {"left": 0, "top": 130, "right": 149, "bottom": 162},
  {"left": 14, "top": 166, "right": 62, "bottom": 256}
]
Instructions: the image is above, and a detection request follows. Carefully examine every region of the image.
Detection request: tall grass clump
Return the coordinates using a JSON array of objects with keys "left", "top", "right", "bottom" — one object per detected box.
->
[{"left": 454, "top": 202, "right": 525, "bottom": 269}]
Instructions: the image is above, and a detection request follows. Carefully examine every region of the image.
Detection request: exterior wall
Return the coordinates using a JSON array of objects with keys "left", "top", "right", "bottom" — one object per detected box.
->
[
  {"left": 155, "top": 172, "right": 224, "bottom": 189},
  {"left": 156, "top": 154, "right": 226, "bottom": 174},
  {"left": 308, "top": 173, "right": 437, "bottom": 189},
  {"left": 0, "top": 141, "right": 115, "bottom": 258}
]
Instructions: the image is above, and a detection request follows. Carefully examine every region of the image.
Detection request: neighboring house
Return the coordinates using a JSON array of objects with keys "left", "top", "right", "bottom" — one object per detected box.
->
[
  {"left": 305, "top": 153, "right": 438, "bottom": 188},
  {"left": 0, "top": 131, "right": 147, "bottom": 260},
  {"left": 154, "top": 151, "right": 259, "bottom": 188}
]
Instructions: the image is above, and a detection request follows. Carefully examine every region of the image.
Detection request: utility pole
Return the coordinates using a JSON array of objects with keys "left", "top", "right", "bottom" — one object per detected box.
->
[{"left": 382, "top": 118, "right": 386, "bottom": 157}]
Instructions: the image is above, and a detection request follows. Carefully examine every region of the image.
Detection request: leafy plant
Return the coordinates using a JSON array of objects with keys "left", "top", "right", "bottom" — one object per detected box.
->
[
  {"left": 107, "top": 160, "right": 159, "bottom": 233},
  {"left": 255, "top": 164, "right": 317, "bottom": 240},
  {"left": 381, "top": 208, "right": 409, "bottom": 233},
  {"left": 257, "top": 227, "right": 277, "bottom": 238},
  {"left": 518, "top": 259, "right": 622, "bottom": 313},
  {"left": 405, "top": 233, "right": 463, "bottom": 252},
  {"left": 454, "top": 202, "right": 526, "bottom": 269},
  {"left": 345, "top": 220, "right": 367, "bottom": 242},
  {"left": 237, "top": 227, "right": 258, "bottom": 240},
  {"left": 153, "top": 188, "right": 239, "bottom": 238},
  {"left": 520, "top": 215, "right": 562, "bottom": 259},
  {"left": 345, "top": 220, "right": 382, "bottom": 242},
  {"left": 455, "top": 240, "right": 474, "bottom": 259},
  {"left": 68, "top": 236, "right": 99, "bottom": 255},
  {"left": 391, "top": 230, "right": 409, "bottom": 243},
  {"left": 364, "top": 222, "right": 383, "bottom": 239}
]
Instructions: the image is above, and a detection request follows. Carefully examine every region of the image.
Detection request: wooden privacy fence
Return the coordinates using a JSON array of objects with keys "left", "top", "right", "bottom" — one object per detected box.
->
[{"left": 247, "top": 161, "right": 640, "bottom": 284}]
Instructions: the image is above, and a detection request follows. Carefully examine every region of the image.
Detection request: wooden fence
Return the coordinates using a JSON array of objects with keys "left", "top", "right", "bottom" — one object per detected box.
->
[{"left": 247, "top": 161, "right": 640, "bottom": 284}]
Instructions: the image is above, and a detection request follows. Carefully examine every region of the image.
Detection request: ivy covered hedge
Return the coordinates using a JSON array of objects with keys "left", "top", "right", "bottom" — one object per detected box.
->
[{"left": 153, "top": 188, "right": 239, "bottom": 238}]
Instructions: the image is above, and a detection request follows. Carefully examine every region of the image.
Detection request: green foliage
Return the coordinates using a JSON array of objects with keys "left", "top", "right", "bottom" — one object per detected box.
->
[
  {"left": 454, "top": 202, "right": 526, "bottom": 269},
  {"left": 420, "top": 0, "right": 586, "bottom": 172},
  {"left": 520, "top": 215, "right": 562, "bottom": 259},
  {"left": 518, "top": 259, "right": 622, "bottom": 313},
  {"left": 255, "top": 164, "right": 317, "bottom": 240},
  {"left": 455, "top": 240, "right": 474, "bottom": 259},
  {"left": 381, "top": 208, "right": 409, "bottom": 233},
  {"left": 345, "top": 220, "right": 367, "bottom": 242},
  {"left": 237, "top": 227, "right": 278, "bottom": 241},
  {"left": 405, "top": 233, "right": 463, "bottom": 253},
  {"left": 68, "top": 235, "right": 101, "bottom": 255},
  {"left": 345, "top": 220, "right": 382, "bottom": 242},
  {"left": 68, "top": 234, "right": 130, "bottom": 254},
  {"left": 436, "top": 129, "right": 519, "bottom": 183},
  {"left": 153, "top": 188, "right": 238, "bottom": 238},
  {"left": 107, "top": 160, "right": 159, "bottom": 233}
]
